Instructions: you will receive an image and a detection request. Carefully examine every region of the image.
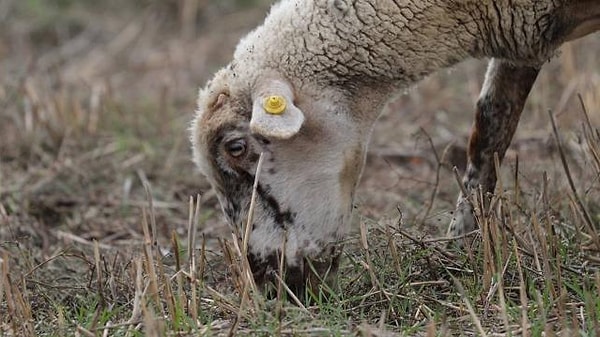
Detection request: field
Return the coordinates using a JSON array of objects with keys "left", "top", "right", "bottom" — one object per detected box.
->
[{"left": 1, "top": 1, "right": 600, "bottom": 336}]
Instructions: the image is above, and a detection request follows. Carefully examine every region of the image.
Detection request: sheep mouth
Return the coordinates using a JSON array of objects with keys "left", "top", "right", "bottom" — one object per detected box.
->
[{"left": 247, "top": 243, "right": 343, "bottom": 298}]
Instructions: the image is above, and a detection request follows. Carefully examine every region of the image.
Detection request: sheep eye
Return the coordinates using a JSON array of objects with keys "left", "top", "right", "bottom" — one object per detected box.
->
[{"left": 224, "top": 139, "right": 247, "bottom": 158}]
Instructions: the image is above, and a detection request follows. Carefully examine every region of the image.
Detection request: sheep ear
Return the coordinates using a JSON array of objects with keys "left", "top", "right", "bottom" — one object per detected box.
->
[{"left": 250, "top": 79, "right": 304, "bottom": 139}]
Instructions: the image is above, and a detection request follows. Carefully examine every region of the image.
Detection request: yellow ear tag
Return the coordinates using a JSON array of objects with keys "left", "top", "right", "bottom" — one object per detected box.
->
[{"left": 263, "top": 95, "right": 286, "bottom": 115}]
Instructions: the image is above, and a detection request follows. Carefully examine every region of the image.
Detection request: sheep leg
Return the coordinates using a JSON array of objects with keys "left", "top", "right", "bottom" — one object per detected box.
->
[{"left": 447, "top": 58, "right": 540, "bottom": 244}]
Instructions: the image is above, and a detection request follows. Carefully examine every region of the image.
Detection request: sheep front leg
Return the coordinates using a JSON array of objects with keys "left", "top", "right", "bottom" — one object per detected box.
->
[{"left": 447, "top": 58, "right": 540, "bottom": 245}]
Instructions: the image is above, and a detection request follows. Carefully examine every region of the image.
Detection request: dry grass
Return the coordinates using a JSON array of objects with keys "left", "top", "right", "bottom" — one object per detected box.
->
[{"left": 1, "top": 1, "right": 600, "bottom": 336}]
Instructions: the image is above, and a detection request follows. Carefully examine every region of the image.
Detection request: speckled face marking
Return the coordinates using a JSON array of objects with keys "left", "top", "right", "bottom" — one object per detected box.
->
[
  {"left": 191, "top": 65, "right": 365, "bottom": 297},
  {"left": 192, "top": 78, "right": 297, "bottom": 232}
]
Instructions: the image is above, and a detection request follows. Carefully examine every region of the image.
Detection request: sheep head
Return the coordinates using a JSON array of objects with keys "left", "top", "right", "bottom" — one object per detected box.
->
[{"left": 190, "top": 66, "right": 368, "bottom": 296}]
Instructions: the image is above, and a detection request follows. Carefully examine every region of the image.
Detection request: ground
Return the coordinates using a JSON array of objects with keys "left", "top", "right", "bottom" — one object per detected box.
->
[{"left": 1, "top": 1, "right": 600, "bottom": 336}]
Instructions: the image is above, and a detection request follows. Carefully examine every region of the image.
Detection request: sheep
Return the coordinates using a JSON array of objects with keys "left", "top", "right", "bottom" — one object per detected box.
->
[{"left": 190, "top": 0, "right": 600, "bottom": 296}]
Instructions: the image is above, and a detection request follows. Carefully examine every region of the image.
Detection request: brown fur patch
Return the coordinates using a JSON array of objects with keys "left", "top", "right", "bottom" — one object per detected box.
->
[
  {"left": 339, "top": 143, "right": 365, "bottom": 207},
  {"left": 209, "top": 92, "right": 229, "bottom": 112}
]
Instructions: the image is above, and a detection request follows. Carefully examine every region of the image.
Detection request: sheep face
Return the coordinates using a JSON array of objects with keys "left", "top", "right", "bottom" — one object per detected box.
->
[{"left": 191, "top": 67, "right": 367, "bottom": 294}]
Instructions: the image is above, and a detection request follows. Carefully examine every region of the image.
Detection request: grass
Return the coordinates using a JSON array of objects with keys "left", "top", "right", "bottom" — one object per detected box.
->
[{"left": 1, "top": 1, "right": 600, "bottom": 336}]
